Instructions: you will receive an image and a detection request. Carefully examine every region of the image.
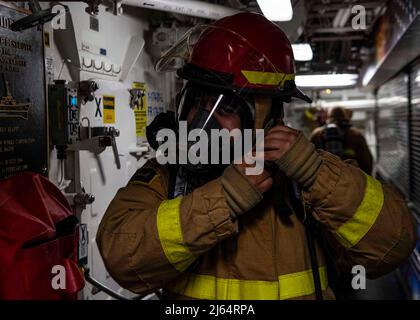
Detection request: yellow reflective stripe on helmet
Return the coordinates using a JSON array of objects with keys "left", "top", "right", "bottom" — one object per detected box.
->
[
  {"left": 335, "top": 174, "right": 384, "bottom": 248},
  {"left": 305, "top": 109, "right": 316, "bottom": 121},
  {"left": 156, "top": 197, "right": 195, "bottom": 272},
  {"left": 168, "top": 267, "right": 328, "bottom": 300},
  {"left": 241, "top": 70, "right": 295, "bottom": 88}
]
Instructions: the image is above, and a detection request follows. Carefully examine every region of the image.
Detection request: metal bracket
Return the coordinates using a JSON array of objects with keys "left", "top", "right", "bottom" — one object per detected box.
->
[
  {"left": 79, "top": 81, "right": 99, "bottom": 105},
  {"left": 84, "top": 0, "right": 102, "bottom": 15},
  {"left": 72, "top": 125, "right": 122, "bottom": 169},
  {"left": 105, "top": 0, "right": 124, "bottom": 16},
  {"left": 65, "top": 192, "right": 95, "bottom": 210},
  {"left": 10, "top": 0, "right": 69, "bottom": 31},
  {"left": 81, "top": 266, "right": 145, "bottom": 300}
]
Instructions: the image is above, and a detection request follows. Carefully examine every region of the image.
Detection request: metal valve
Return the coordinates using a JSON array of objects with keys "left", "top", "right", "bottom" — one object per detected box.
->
[
  {"left": 65, "top": 191, "right": 95, "bottom": 210},
  {"left": 73, "top": 193, "right": 95, "bottom": 206},
  {"left": 108, "top": 127, "right": 121, "bottom": 170},
  {"left": 76, "top": 124, "right": 121, "bottom": 170}
]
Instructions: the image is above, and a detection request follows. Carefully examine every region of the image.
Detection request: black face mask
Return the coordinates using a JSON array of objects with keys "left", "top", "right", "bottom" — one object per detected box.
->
[
  {"left": 145, "top": 108, "right": 237, "bottom": 176},
  {"left": 147, "top": 82, "right": 255, "bottom": 176},
  {"left": 181, "top": 106, "right": 230, "bottom": 175},
  {"left": 176, "top": 83, "right": 255, "bottom": 175}
]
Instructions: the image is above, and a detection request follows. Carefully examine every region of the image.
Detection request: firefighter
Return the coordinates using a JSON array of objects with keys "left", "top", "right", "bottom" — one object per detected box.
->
[
  {"left": 96, "top": 12, "right": 417, "bottom": 300},
  {"left": 310, "top": 106, "right": 373, "bottom": 174}
]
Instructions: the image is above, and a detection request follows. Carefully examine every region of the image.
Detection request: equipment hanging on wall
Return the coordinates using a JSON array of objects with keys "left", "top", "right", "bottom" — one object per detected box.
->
[
  {"left": 0, "top": 172, "right": 85, "bottom": 299},
  {"left": 48, "top": 80, "right": 79, "bottom": 147},
  {"left": 10, "top": 0, "right": 69, "bottom": 31},
  {"left": 78, "top": 80, "right": 99, "bottom": 104}
]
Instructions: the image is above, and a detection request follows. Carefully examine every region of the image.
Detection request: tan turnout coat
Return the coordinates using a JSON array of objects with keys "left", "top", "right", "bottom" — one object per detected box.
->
[{"left": 96, "top": 150, "right": 417, "bottom": 300}]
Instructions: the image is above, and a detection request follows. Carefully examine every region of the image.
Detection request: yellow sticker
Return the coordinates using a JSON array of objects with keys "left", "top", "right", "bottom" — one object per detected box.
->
[
  {"left": 133, "top": 82, "right": 147, "bottom": 137},
  {"left": 103, "top": 95, "right": 115, "bottom": 124},
  {"left": 132, "top": 81, "right": 143, "bottom": 89}
]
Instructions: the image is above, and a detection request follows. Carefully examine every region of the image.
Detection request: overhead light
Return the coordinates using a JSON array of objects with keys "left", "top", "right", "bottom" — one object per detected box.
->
[
  {"left": 292, "top": 43, "right": 313, "bottom": 61},
  {"left": 295, "top": 74, "right": 358, "bottom": 88},
  {"left": 362, "top": 65, "right": 376, "bottom": 86},
  {"left": 256, "top": 0, "right": 293, "bottom": 21},
  {"left": 321, "top": 99, "right": 375, "bottom": 109}
]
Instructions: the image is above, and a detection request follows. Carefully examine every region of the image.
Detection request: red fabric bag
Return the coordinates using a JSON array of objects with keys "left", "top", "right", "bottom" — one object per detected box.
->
[{"left": 0, "top": 172, "right": 84, "bottom": 299}]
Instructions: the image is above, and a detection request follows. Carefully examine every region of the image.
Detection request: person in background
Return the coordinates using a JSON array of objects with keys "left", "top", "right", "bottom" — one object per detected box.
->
[{"left": 310, "top": 106, "right": 373, "bottom": 174}]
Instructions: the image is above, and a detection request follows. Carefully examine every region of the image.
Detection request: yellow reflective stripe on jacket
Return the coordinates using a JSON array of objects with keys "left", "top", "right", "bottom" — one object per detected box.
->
[
  {"left": 241, "top": 70, "right": 295, "bottom": 88},
  {"left": 278, "top": 267, "right": 328, "bottom": 300},
  {"left": 167, "top": 267, "right": 328, "bottom": 300},
  {"left": 336, "top": 174, "right": 384, "bottom": 248},
  {"left": 156, "top": 197, "right": 195, "bottom": 272}
]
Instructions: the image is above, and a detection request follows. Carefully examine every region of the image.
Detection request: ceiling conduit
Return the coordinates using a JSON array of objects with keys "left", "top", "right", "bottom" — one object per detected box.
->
[{"left": 122, "top": 0, "right": 241, "bottom": 20}]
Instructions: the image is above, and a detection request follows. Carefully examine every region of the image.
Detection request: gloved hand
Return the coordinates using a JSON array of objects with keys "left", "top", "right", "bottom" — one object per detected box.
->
[
  {"left": 221, "top": 161, "right": 273, "bottom": 219},
  {"left": 259, "top": 124, "right": 322, "bottom": 189},
  {"left": 220, "top": 124, "right": 322, "bottom": 218}
]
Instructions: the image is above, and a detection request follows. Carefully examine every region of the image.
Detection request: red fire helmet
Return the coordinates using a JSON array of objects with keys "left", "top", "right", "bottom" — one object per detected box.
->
[{"left": 156, "top": 11, "right": 311, "bottom": 103}]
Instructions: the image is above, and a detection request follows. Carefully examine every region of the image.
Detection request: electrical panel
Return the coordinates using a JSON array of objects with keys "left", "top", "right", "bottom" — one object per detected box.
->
[{"left": 48, "top": 80, "right": 79, "bottom": 146}]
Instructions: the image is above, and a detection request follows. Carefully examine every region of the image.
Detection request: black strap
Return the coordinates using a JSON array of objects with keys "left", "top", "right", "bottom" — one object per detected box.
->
[
  {"left": 304, "top": 215, "right": 324, "bottom": 300},
  {"left": 167, "top": 165, "right": 178, "bottom": 199}
]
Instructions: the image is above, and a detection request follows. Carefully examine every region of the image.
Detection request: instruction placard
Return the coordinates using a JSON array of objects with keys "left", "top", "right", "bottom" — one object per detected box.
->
[
  {"left": 0, "top": 4, "right": 47, "bottom": 180},
  {"left": 133, "top": 82, "right": 147, "bottom": 137},
  {"left": 103, "top": 95, "right": 115, "bottom": 124}
]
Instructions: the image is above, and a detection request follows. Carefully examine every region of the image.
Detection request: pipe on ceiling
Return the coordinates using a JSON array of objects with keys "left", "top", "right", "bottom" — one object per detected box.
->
[{"left": 122, "top": 0, "right": 241, "bottom": 20}]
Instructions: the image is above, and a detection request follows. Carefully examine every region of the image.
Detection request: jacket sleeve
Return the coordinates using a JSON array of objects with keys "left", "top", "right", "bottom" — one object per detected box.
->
[
  {"left": 302, "top": 151, "right": 418, "bottom": 278},
  {"left": 276, "top": 133, "right": 418, "bottom": 279},
  {"left": 96, "top": 162, "right": 237, "bottom": 295}
]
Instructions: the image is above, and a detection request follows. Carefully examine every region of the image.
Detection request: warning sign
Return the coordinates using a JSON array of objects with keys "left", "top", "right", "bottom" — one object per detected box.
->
[
  {"left": 133, "top": 82, "right": 147, "bottom": 137},
  {"left": 103, "top": 95, "right": 115, "bottom": 124}
]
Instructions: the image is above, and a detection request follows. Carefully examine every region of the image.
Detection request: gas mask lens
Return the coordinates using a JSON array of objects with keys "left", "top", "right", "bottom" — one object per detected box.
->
[
  {"left": 178, "top": 84, "right": 254, "bottom": 131},
  {"left": 176, "top": 84, "right": 254, "bottom": 173}
]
